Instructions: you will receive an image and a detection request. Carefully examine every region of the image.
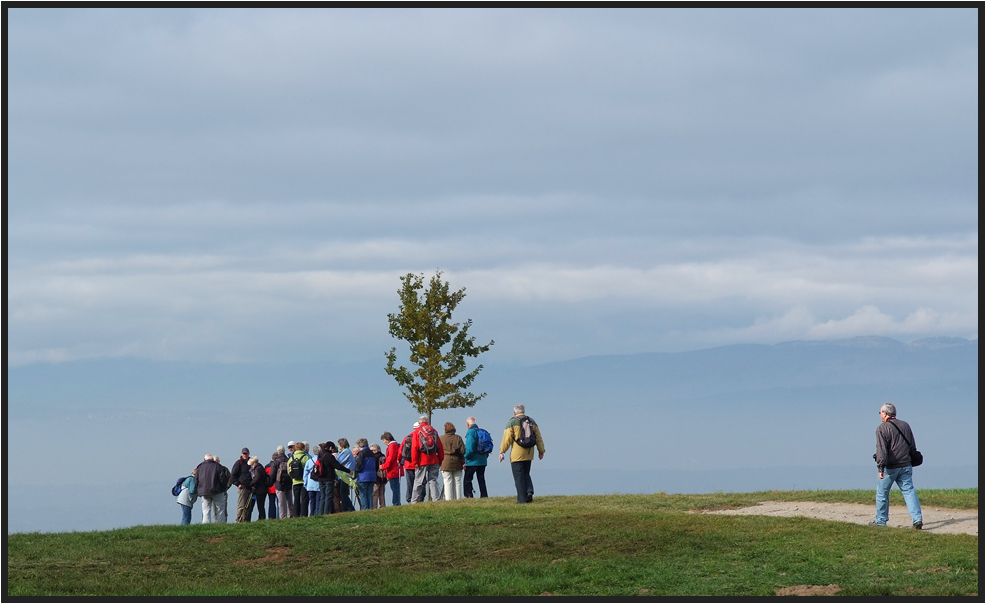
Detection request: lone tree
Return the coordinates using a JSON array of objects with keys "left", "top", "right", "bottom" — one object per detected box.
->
[{"left": 385, "top": 271, "right": 494, "bottom": 423}]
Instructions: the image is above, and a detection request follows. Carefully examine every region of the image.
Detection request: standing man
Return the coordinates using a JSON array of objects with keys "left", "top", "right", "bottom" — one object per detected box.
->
[
  {"left": 289, "top": 440, "right": 311, "bottom": 518},
  {"left": 195, "top": 454, "right": 224, "bottom": 523},
  {"left": 873, "top": 403, "right": 923, "bottom": 529},
  {"left": 499, "top": 405, "right": 546, "bottom": 504},
  {"left": 410, "top": 415, "right": 444, "bottom": 503},
  {"left": 213, "top": 456, "right": 231, "bottom": 523},
  {"left": 464, "top": 417, "right": 491, "bottom": 498},
  {"left": 230, "top": 448, "right": 253, "bottom": 523}
]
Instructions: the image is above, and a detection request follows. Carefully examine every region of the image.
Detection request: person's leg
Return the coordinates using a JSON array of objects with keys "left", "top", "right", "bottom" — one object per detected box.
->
[
  {"left": 523, "top": 461, "right": 534, "bottom": 502},
  {"left": 405, "top": 469, "right": 416, "bottom": 503},
  {"left": 376, "top": 482, "right": 386, "bottom": 508},
  {"left": 477, "top": 466, "right": 488, "bottom": 498},
  {"left": 201, "top": 496, "right": 213, "bottom": 523},
  {"left": 894, "top": 466, "right": 923, "bottom": 525},
  {"left": 358, "top": 483, "right": 371, "bottom": 510},
  {"left": 464, "top": 466, "right": 475, "bottom": 498},
  {"left": 427, "top": 465, "right": 441, "bottom": 502},
  {"left": 318, "top": 482, "right": 331, "bottom": 514},
  {"left": 245, "top": 494, "right": 255, "bottom": 522},
  {"left": 389, "top": 477, "right": 401, "bottom": 506},
  {"left": 309, "top": 490, "right": 319, "bottom": 516},
  {"left": 268, "top": 492, "right": 278, "bottom": 519},
  {"left": 339, "top": 482, "right": 354, "bottom": 512},
  {"left": 874, "top": 470, "right": 893, "bottom": 525},
  {"left": 442, "top": 470, "right": 454, "bottom": 500},
  {"left": 256, "top": 492, "right": 266, "bottom": 520},
  {"left": 277, "top": 489, "right": 289, "bottom": 518},
  {"left": 220, "top": 492, "right": 229, "bottom": 523},
  {"left": 181, "top": 504, "right": 192, "bottom": 525},
  {"left": 511, "top": 462, "right": 526, "bottom": 503},
  {"left": 453, "top": 469, "right": 463, "bottom": 500},
  {"left": 411, "top": 467, "right": 427, "bottom": 503},
  {"left": 238, "top": 487, "right": 252, "bottom": 522}
]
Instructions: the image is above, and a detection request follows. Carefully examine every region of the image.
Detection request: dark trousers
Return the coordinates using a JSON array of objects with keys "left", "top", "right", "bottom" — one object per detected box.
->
[
  {"left": 338, "top": 481, "right": 355, "bottom": 512},
  {"left": 404, "top": 469, "right": 416, "bottom": 503},
  {"left": 254, "top": 492, "right": 267, "bottom": 520},
  {"left": 464, "top": 465, "right": 488, "bottom": 498},
  {"left": 318, "top": 481, "right": 335, "bottom": 514},
  {"left": 308, "top": 491, "right": 320, "bottom": 516},
  {"left": 267, "top": 492, "right": 278, "bottom": 519},
  {"left": 510, "top": 460, "right": 533, "bottom": 503},
  {"left": 292, "top": 484, "right": 309, "bottom": 517}
]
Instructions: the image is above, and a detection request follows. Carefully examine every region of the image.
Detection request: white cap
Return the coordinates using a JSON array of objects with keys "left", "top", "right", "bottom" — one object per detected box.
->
[
  {"left": 287, "top": 440, "right": 295, "bottom": 447},
  {"left": 412, "top": 422, "right": 419, "bottom": 429}
]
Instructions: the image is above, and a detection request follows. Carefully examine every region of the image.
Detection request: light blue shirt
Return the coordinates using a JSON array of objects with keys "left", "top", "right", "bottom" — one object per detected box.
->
[{"left": 337, "top": 447, "right": 355, "bottom": 472}]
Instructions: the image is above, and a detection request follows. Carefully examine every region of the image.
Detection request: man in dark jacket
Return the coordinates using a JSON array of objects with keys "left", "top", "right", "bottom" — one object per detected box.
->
[
  {"left": 873, "top": 403, "right": 923, "bottom": 528},
  {"left": 194, "top": 454, "right": 225, "bottom": 524},
  {"left": 316, "top": 442, "right": 351, "bottom": 515},
  {"left": 231, "top": 447, "right": 253, "bottom": 523}
]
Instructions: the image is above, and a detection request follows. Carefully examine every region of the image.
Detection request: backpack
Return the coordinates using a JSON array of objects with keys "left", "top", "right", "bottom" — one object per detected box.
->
[
  {"left": 276, "top": 460, "right": 291, "bottom": 487},
  {"left": 418, "top": 424, "right": 439, "bottom": 455},
  {"left": 309, "top": 459, "right": 323, "bottom": 480},
  {"left": 288, "top": 455, "right": 306, "bottom": 480},
  {"left": 475, "top": 428, "right": 494, "bottom": 455},
  {"left": 401, "top": 435, "right": 414, "bottom": 463},
  {"left": 217, "top": 465, "right": 231, "bottom": 489},
  {"left": 516, "top": 416, "right": 537, "bottom": 449},
  {"left": 172, "top": 476, "right": 188, "bottom": 497}
]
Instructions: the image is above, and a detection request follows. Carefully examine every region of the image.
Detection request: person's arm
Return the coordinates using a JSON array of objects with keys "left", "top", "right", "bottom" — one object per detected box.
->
[
  {"left": 499, "top": 423, "right": 513, "bottom": 462},
  {"left": 534, "top": 424, "right": 546, "bottom": 460},
  {"left": 875, "top": 426, "right": 888, "bottom": 478}
]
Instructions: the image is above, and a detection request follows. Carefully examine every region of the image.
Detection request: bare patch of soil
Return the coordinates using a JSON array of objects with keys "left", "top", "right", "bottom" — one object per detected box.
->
[
  {"left": 703, "top": 502, "right": 977, "bottom": 535},
  {"left": 775, "top": 584, "right": 842, "bottom": 596},
  {"left": 234, "top": 546, "right": 292, "bottom": 566}
]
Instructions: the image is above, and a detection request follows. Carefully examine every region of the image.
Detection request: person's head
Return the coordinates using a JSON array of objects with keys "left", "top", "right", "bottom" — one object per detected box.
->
[
  {"left": 444, "top": 422, "right": 456, "bottom": 434},
  {"left": 418, "top": 415, "right": 429, "bottom": 425},
  {"left": 370, "top": 443, "right": 380, "bottom": 453},
  {"left": 204, "top": 453, "right": 214, "bottom": 462},
  {"left": 287, "top": 440, "right": 295, "bottom": 452},
  {"left": 312, "top": 444, "right": 321, "bottom": 456},
  {"left": 880, "top": 403, "right": 897, "bottom": 421},
  {"left": 272, "top": 452, "right": 279, "bottom": 461},
  {"left": 248, "top": 456, "right": 258, "bottom": 466},
  {"left": 513, "top": 404, "right": 526, "bottom": 417},
  {"left": 213, "top": 456, "right": 221, "bottom": 464},
  {"left": 338, "top": 438, "right": 350, "bottom": 449},
  {"left": 466, "top": 417, "right": 476, "bottom": 428},
  {"left": 412, "top": 422, "right": 420, "bottom": 431},
  {"left": 380, "top": 431, "right": 395, "bottom": 443},
  {"left": 241, "top": 447, "right": 250, "bottom": 459},
  {"left": 324, "top": 441, "right": 337, "bottom": 453},
  {"left": 302, "top": 441, "right": 309, "bottom": 452},
  {"left": 352, "top": 446, "right": 360, "bottom": 455},
  {"left": 276, "top": 445, "right": 285, "bottom": 455},
  {"left": 356, "top": 437, "right": 369, "bottom": 448}
]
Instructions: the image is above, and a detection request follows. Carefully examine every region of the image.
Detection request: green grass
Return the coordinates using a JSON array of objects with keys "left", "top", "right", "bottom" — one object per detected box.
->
[{"left": 7, "top": 489, "right": 978, "bottom": 597}]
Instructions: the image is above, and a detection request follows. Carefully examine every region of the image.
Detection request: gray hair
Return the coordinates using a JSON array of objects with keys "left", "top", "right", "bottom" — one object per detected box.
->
[
  {"left": 419, "top": 415, "right": 429, "bottom": 423},
  {"left": 312, "top": 445, "right": 321, "bottom": 456},
  {"left": 370, "top": 443, "right": 380, "bottom": 452},
  {"left": 513, "top": 404, "right": 525, "bottom": 416},
  {"left": 355, "top": 437, "right": 369, "bottom": 448},
  {"left": 880, "top": 403, "right": 897, "bottom": 417},
  {"left": 466, "top": 417, "right": 476, "bottom": 427}
]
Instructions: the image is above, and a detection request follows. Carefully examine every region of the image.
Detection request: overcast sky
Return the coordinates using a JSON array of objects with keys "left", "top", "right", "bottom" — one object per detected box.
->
[{"left": 7, "top": 8, "right": 979, "bottom": 366}]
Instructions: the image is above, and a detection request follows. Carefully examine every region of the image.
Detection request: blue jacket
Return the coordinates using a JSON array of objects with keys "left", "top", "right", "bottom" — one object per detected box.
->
[
  {"left": 304, "top": 456, "right": 320, "bottom": 491},
  {"left": 355, "top": 447, "right": 378, "bottom": 483},
  {"left": 464, "top": 424, "right": 489, "bottom": 467}
]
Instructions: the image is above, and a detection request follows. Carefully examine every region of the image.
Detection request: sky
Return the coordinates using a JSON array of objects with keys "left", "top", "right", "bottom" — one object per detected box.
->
[{"left": 6, "top": 7, "right": 979, "bottom": 368}]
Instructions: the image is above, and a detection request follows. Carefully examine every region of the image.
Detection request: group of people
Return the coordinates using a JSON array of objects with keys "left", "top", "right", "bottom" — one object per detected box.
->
[{"left": 174, "top": 405, "right": 547, "bottom": 524}]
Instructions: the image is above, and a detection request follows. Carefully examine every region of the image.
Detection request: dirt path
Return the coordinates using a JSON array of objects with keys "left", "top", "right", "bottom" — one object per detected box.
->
[{"left": 703, "top": 501, "right": 978, "bottom": 535}]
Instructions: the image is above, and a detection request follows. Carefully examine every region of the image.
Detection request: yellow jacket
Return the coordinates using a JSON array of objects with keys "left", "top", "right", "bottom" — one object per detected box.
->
[{"left": 500, "top": 415, "right": 545, "bottom": 462}]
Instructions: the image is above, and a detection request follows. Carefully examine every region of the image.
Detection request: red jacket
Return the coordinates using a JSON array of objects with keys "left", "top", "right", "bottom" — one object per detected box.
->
[
  {"left": 383, "top": 440, "right": 404, "bottom": 479},
  {"left": 410, "top": 422, "right": 445, "bottom": 467}
]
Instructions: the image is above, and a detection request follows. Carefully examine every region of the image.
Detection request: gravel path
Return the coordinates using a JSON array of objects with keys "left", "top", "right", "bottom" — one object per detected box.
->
[{"left": 703, "top": 501, "right": 978, "bottom": 535}]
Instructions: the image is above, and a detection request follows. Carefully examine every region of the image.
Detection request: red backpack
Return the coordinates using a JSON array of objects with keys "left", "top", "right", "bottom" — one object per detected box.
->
[{"left": 418, "top": 424, "right": 439, "bottom": 455}]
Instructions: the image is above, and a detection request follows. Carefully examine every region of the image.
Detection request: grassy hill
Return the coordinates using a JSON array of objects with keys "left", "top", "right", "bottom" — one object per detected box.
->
[{"left": 7, "top": 489, "right": 978, "bottom": 597}]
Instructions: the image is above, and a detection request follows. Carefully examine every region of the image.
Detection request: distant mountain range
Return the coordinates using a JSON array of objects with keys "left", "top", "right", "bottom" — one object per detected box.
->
[{"left": 7, "top": 336, "right": 977, "bottom": 532}]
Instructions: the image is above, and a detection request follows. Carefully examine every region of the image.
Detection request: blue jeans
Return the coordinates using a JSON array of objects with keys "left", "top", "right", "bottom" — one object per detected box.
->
[
  {"left": 875, "top": 466, "right": 922, "bottom": 525},
  {"left": 358, "top": 482, "right": 374, "bottom": 511},
  {"left": 308, "top": 490, "right": 320, "bottom": 516},
  {"left": 388, "top": 477, "right": 401, "bottom": 506},
  {"left": 180, "top": 504, "right": 192, "bottom": 525}
]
